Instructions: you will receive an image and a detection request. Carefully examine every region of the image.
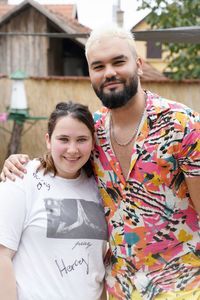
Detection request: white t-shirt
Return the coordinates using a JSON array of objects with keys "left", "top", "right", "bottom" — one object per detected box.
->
[{"left": 0, "top": 159, "right": 108, "bottom": 300}]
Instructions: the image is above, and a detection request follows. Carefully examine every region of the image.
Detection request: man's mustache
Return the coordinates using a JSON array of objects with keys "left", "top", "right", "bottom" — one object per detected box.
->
[{"left": 101, "top": 77, "right": 124, "bottom": 89}]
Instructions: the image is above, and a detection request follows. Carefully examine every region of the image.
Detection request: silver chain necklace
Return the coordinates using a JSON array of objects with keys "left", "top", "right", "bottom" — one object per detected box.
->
[{"left": 110, "top": 108, "right": 145, "bottom": 147}]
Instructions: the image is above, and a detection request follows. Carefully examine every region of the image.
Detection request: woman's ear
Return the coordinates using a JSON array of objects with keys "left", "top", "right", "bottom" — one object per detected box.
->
[{"left": 45, "top": 133, "right": 51, "bottom": 151}]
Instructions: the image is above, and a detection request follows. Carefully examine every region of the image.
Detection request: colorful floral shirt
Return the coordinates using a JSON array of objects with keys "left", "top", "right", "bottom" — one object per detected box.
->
[{"left": 92, "top": 91, "right": 200, "bottom": 300}]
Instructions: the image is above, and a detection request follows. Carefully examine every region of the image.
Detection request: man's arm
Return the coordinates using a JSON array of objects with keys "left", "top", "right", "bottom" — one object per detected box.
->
[
  {"left": 0, "top": 154, "right": 29, "bottom": 182},
  {"left": 0, "top": 245, "right": 16, "bottom": 300},
  {"left": 185, "top": 176, "right": 200, "bottom": 216}
]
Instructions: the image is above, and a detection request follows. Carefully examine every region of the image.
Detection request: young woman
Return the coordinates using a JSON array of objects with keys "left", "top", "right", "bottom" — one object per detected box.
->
[{"left": 0, "top": 101, "right": 108, "bottom": 300}]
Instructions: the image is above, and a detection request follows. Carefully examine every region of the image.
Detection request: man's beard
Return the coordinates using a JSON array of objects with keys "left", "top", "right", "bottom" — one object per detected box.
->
[{"left": 93, "top": 75, "right": 138, "bottom": 109}]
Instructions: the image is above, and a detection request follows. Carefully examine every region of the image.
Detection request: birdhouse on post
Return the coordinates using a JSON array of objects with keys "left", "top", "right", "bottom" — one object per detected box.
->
[
  {"left": 7, "top": 70, "right": 28, "bottom": 157},
  {"left": 6, "top": 70, "right": 47, "bottom": 158},
  {"left": 9, "top": 70, "right": 29, "bottom": 122}
]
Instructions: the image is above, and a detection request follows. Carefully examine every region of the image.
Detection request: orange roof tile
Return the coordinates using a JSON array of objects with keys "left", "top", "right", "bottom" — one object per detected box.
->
[
  {"left": 0, "top": 4, "right": 14, "bottom": 18},
  {"left": 44, "top": 4, "right": 77, "bottom": 20},
  {"left": 0, "top": 3, "right": 77, "bottom": 20},
  {"left": 50, "top": 10, "right": 90, "bottom": 33},
  {"left": 0, "top": 2, "right": 90, "bottom": 34},
  {"left": 141, "top": 61, "right": 167, "bottom": 81}
]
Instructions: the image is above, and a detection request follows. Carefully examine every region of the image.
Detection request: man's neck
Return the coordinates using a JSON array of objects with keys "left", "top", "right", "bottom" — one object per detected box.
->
[{"left": 110, "top": 89, "right": 146, "bottom": 126}]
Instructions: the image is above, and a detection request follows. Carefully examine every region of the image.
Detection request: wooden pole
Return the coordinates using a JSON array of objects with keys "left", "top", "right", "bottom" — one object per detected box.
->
[{"left": 6, "top": 120, "right": 24, "bottom": 157}]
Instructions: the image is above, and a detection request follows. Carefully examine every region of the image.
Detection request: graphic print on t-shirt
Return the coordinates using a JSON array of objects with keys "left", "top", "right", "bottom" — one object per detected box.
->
[{"left": 44, "top": 198, "right": 107, "bottom": 240}]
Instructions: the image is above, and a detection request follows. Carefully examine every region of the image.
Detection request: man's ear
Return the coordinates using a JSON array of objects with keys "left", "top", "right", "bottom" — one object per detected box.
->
[{"left": 136, "top": 57, "right": 143, "bottom": 76}]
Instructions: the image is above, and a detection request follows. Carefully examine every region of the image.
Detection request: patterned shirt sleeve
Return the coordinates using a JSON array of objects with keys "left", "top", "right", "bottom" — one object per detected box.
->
[{"left": 176, "top": 110, "right": 200, "bottom": 176}]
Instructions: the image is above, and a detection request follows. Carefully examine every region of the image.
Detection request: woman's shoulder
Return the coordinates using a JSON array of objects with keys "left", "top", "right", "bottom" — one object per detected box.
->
[
  {"left": 14, "top": 159, "right": 42, "bottom": 185},
  {"left": 0, "top": 159, "right": 41, "bottom": 192},
  {"left": 25, "top": 158, "right": 41, "bottom": 172}
]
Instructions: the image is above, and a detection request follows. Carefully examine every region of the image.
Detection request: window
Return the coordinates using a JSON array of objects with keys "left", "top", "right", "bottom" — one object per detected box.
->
[{"left": 146, "top": 41, "right": 162, "bottom": 59}]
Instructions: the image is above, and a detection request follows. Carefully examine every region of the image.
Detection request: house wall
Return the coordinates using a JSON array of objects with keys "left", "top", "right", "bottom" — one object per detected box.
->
[
  {"left": 0, "top": 7, "right": 49, "bottom": 76},
  {"left": 133, "top": 20, "right": 167, "bottom": 73},
  {"left": 0, "top": 76, "right": 199, "bottom": 168}
]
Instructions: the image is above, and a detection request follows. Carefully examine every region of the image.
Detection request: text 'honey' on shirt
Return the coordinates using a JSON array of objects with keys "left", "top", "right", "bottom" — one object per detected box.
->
[{"left": 0, "top": 159, "right": 108, "bottom": 300}]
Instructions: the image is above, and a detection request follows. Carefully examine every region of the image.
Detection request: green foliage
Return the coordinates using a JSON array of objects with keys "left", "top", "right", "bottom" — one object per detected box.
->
[{"left": 137, "top": 0, "right": 200, "bottom": 80}]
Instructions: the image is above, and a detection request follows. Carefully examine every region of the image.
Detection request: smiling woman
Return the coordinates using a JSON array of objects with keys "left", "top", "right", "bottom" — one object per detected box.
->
[
  {"left": 39, "top": 101, "right": 95, "bottom": 178},
  {"left": 0, "top": 101, "right": 108, "bottom": 300},
  {"left": 45, "top": 107, "right": 94, "bottom": 179}
]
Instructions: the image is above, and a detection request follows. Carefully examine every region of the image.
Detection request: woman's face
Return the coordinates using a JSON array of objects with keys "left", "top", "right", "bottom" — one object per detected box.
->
[{"left": 46, "top": 115, "right": 94, "bottom": 179}]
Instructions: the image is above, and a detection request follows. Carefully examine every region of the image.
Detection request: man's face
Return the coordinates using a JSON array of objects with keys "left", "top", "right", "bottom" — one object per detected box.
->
[{"left": 87, "top": 37, "right": 141, "bottom": 109}]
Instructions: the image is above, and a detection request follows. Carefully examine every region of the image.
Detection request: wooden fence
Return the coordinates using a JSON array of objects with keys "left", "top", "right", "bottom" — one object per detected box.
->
[{"left": 0, "top": 76, "right": 199, "bottom": 168}]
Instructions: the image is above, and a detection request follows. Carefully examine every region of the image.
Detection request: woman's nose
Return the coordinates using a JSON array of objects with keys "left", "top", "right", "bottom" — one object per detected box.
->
[{"left": 67, "top": 142, "right": 78, "bottom": 153}]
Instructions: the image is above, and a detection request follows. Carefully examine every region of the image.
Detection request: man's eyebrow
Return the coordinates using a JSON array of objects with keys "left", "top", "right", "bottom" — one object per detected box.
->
[
  {"left": 90, "top": 60, "right": 102, "bottom": 67},
  {"left": 113, "top": 55, "right": 128, "bottom": 60}
]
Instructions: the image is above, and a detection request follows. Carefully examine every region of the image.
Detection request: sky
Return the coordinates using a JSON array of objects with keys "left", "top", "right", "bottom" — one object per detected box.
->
[{"left": 9, "top": 0, "right": 149, "bottom": 30}]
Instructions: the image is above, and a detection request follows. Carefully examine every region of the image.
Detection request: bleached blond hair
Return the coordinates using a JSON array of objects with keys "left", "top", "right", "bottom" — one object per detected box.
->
[{"left": 85, "top": 23, "right": 137, "bottom": 59}]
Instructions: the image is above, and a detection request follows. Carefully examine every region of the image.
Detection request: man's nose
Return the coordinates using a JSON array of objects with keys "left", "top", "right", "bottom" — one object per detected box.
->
[{"left": 104, "top": 65, "right": 117, "bottom": 79}]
